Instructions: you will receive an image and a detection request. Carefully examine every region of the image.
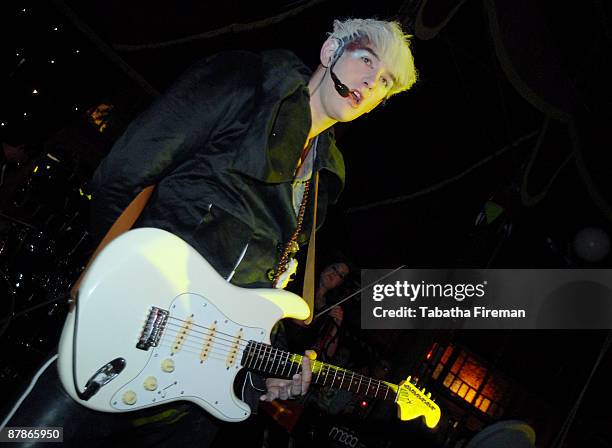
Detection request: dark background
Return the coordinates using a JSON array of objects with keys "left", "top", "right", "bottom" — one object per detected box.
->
[{"left": 1, "top": 0, "right": 611, "bottom": 446}]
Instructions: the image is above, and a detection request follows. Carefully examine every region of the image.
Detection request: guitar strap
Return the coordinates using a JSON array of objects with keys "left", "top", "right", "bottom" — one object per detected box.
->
[
  {"left": 70, "top": 185, "right": 155, "bottom": 299},
  {"left": 302, "top": 172, "right": 318, "bottom": 325}
]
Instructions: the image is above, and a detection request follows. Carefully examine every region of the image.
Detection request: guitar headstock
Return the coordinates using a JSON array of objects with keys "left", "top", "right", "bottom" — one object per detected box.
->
[{"left": 395, "top": 376, "right": 441, "bottom": 429}]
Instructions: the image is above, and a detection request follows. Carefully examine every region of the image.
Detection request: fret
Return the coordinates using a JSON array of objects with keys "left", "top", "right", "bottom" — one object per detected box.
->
[
  {"left": 350, "top": 371, "right": 355, "bottom": 392},
  {"left": 252, "top": 342, "right": 259, "bottom": 369},
  {"left": 255, "top": 343, "right": 266, "bottom": 371},
  {"left": 250, "top": 342, "right": 259, "bottom": 369},
  {"left": 339, "top": 370, "right": 346, "bottom": 389},
  {"left": 356, "top": 374, "right": 363, "bottom": 394},
  {"left": 324, "top": 365, "right": 330, "bottom": 386},
  {"left": 264, "top": 346, "right": 274, "bottom": 374},
  {"left": 272, "top": 347, "right": 281, "bottom": 375},
  {"left": 384, "top": 384, "right": 389, "bottom": 400},
  {"left": 375, "top": 380, "right": 381, "bottom": 398},
  {"left": 280, "top": 351, "right": 288, "bottom": 377},
  {"left": 366, "top": 377, "right": 372, "bottom": 396},
  {"left": 289, "top": 355, "right": 299, "bottom": 378},
  {"left": 315, "top": 361, "right": 322, "bottom": 384},
  {"left": 243, "top": 342, "right": 253, "bottom": 368},
  {"left": 274, "top": 347, "right": 282, "bottom": 374},
  {"left": 331, "top": 367, "right": 338, "bottom": 388},
  {"left": 288, "top": 355, "right": 296, "bottom": 377}
]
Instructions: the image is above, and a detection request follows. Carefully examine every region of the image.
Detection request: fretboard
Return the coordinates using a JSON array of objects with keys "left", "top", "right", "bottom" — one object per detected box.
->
[{"left": 242, "top": 341, "right": 396, "bottom": 402}]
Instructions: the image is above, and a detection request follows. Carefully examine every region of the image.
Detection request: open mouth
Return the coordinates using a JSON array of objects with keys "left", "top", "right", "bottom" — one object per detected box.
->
[{"left": 349, "top": 89, "right": 362, "bottom": 106}]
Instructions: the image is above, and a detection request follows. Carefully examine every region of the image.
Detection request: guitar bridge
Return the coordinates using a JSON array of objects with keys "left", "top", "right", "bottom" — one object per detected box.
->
[{"left": 137, "top": 307, "right": 169, "bottom": 350}]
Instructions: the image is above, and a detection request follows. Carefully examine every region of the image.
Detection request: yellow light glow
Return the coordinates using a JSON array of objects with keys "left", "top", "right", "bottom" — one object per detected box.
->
[
  {"left": 88, "top": 103, "right": 114, "bottom": 133},
  {"left": 443, "top": 372, "right": 454, "bottom": 388},
  {"left": 432, "top": 363, "right": 443, "bottom": 380},
  {"left": 465, "top": 389, "right": 476, "bottom": 403},
  {"left": 450, "top": 379, "right": 461, "bottom": 393}
]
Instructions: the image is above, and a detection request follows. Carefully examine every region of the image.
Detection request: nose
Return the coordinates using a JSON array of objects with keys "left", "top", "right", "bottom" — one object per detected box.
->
[{"left": 363, "top": 70, "right": 382, "bottom": 90}]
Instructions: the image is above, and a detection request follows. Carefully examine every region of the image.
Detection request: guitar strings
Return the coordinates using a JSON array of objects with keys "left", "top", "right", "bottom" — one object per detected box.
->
[
  {"left": 163, "top": 319, "right": 252, "bottom": 348},
  {"left": 157, "top": 335, "right": 392, "bottom": 397},
  {"left": 154, "top": 329, "right": 392, "bottom": 398},
  {"left": 145, "top": 314, "right": 394, "bottom": 397}
]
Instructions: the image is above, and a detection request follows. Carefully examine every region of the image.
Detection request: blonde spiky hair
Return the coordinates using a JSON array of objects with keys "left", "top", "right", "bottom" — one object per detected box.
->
[{"left": 329, "top": 18, "right": 417, "bottom": 98}]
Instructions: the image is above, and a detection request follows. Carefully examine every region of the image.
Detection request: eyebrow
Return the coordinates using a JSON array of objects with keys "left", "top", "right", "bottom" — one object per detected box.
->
[{"left": 362, "top": 47, "right": 397, "bottom": 86}]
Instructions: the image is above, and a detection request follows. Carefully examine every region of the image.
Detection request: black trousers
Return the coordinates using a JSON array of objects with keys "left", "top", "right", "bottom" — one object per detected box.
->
[{"left": 4, "top": 355, "right": 263, "bottom": 447}]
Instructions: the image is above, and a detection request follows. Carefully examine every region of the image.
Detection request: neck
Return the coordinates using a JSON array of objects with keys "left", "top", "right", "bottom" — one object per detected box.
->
[
  {"left": 307, "top": 65, "right": 338, "bottom": 140},
  {"left": 242, "top": 340, "right": 396, "bottom": 401}
]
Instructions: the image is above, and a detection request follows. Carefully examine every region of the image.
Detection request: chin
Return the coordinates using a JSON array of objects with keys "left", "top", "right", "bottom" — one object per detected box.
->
[{"left": 334, "top": 108, "right": 363, "bottom": 123}]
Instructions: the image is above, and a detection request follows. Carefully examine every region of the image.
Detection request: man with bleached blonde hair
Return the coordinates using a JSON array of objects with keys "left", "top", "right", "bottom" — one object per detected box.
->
[{"left": 4, "top": 17, "right": 417, "bottom": 447}]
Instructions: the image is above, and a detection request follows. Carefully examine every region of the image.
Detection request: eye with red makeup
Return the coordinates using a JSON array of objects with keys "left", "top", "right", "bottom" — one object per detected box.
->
[{"left": 343, "top": 39, "right": 393, "bottom": 93}]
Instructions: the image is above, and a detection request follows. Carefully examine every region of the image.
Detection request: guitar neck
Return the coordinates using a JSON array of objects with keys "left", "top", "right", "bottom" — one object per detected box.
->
[{"left": 242, "top": 341, "right": 397, "bottom": 402}]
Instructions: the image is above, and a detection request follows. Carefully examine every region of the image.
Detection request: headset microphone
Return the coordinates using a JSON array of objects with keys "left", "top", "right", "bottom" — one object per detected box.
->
[
  {"left": 330, "top": 69, "right": 350, "bottom": 97},
  {"left": 329, "top": 42, "right": 350, "bottom": 98}
]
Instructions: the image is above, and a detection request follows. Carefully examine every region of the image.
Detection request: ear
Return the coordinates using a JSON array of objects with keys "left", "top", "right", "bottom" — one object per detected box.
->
[{"left": 319, "top": 37, "right": 340, "bottom": 68}]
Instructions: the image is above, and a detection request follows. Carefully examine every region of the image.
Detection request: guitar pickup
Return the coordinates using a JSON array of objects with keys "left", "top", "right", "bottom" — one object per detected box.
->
[
  {"left": 200, "top": 321, "right": 217, "bottom": 363},
  {"left": 226, "top": 328, "right": 243, "bottom": 369}
]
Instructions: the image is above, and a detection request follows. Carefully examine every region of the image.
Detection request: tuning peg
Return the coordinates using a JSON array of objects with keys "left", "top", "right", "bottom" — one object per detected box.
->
[
  {"left": 427, "top": 392, "right": 432, "bottom": 398},
  {"left": 406, "top": 376, "right": 411, "bottom": 382}
]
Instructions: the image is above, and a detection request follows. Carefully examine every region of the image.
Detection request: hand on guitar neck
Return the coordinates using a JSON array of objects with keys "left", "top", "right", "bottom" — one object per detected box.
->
[{"left": 260, "top": 350, "right": 315, "bottom": 401}]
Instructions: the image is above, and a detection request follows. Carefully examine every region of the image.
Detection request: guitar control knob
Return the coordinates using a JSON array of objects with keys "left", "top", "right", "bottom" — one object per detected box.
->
[
  {"left": 161, "top": 359, "right": 175, "bottom": 373},
  {"left": 122, "top": 390, "right": 137, "bottom": 405},
  {"left": 143, "top": 376, "right": 158, "bottom": 391}
]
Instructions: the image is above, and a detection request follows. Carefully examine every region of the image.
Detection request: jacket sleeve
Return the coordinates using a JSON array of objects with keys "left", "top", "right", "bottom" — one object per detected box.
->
[{"left": 89, "top": 51, "right": 259, "bottom": 243}]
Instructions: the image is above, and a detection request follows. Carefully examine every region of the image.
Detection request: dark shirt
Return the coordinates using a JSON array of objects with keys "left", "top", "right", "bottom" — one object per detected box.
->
[{"left": 91, "top": 49, "right": 345, "bottom": 288}]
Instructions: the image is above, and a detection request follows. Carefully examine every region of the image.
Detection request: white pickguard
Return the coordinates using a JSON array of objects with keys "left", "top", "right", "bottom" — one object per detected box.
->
[
  {"left": 57, "top": 228, "right": 310, "bottom": 421},
  {"left": 109, "top": 293, "right": 265, "bottom": 420}
]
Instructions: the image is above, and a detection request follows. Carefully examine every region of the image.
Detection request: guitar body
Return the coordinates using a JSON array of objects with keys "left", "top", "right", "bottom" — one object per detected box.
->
[{"left": 57, "top": 228, "right": 310, "bottom": 421}]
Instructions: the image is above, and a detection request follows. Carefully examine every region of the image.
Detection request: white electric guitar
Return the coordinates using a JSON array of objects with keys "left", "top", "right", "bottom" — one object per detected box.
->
[{"left": 57, "top": 228, "right": 441, "bottom": 428}]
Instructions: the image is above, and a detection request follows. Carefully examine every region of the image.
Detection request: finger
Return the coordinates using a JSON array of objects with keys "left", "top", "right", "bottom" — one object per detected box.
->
[
  {"left": 260, "top": 387, "right": 274, "bottom": 401},
  {"left": 261, "top": 382, "right": 282, "bottom": 401},
  {"left": 301, "top": 352, "right": 313, "bottom": 394},
  {"left": 292, "top": 374, "right": 301, "bottom": 387},
  {"left": 279, "top": 385, "right": 289, "bottom": 400},
  {"left": 290, "top": 374, "right": 301, "bottom": 397}
]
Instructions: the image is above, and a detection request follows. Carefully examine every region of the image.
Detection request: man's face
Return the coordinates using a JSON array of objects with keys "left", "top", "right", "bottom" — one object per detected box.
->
[
  {"left": 321, "top": 40, "right": 395, "bottom": 122},
  {"left": 320, "top": 262, "right": 350, "bottom": 290}
]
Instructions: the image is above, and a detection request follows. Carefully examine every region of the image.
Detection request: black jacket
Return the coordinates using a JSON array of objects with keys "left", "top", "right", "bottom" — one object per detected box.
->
[{"left": 91, "top": 49, "right": 345, "bottom": 287}]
